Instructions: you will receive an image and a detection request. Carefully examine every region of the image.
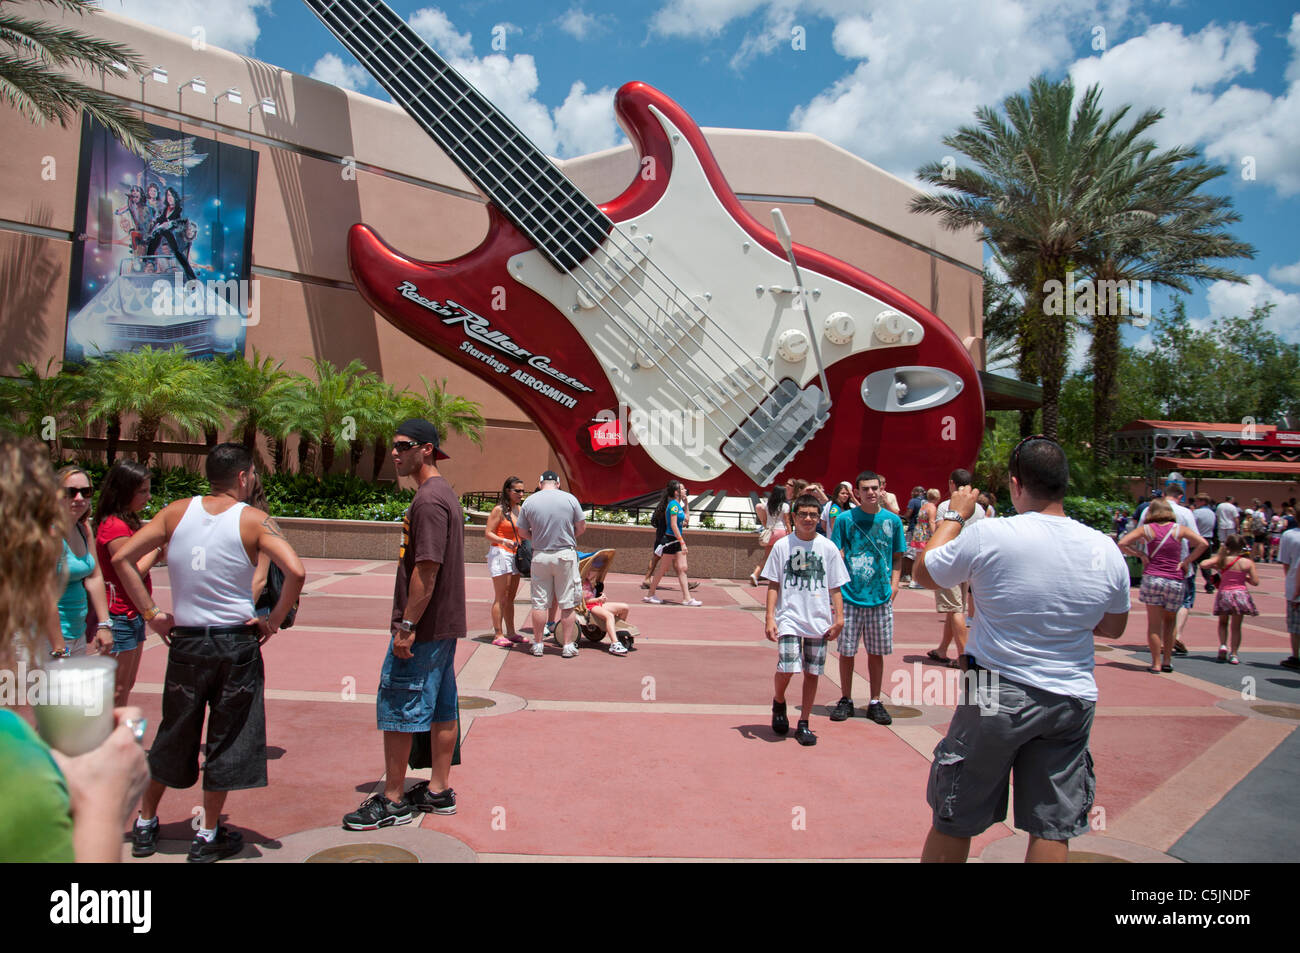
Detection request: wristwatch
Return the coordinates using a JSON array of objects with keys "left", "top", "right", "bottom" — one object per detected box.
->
[
  {"left": 942, "top": 512, "right": 967, "bottom": 526},
  {"left": 397, "top": 619, "right": 416, "bottom": 633}
]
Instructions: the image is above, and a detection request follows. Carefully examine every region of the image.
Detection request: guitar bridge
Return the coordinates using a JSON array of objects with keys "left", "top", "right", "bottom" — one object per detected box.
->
[{"left": 721, "top": 380, "right": 830, "bottom": 486}]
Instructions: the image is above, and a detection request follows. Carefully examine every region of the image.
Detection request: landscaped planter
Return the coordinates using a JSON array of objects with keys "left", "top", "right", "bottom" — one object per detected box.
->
[{"left": 277, "top": 516, "right": 769, "bottom": 580}]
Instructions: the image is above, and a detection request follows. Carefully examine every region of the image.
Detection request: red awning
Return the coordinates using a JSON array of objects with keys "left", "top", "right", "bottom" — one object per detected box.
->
[{"left": 1154, "top": 456, "right": 1300, "bottom": 475}]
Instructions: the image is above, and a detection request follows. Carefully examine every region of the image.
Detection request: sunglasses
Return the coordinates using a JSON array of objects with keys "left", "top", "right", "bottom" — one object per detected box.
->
[
  {"left": 65, "top": 486, "right": 92, "bottom": 500},
  {"left": 391, "top": 440, "right": 426, "bottom": 453},
  {"left": 1010, "top": 433, "right": 1059, "bottom": 477}
]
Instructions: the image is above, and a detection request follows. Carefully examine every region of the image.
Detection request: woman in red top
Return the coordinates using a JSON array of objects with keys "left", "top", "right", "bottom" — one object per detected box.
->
[
  {"left": 93, "top": 461, "right": 164, "bottom": 706},
  {"left": 485, "top": 476, "right": 525, "bottom": 646}
]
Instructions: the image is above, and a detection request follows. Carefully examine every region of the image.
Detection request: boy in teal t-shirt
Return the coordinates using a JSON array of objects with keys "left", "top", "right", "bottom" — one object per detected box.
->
[{"left": 830, "top": 471, "right": 905, "bottom": 726}]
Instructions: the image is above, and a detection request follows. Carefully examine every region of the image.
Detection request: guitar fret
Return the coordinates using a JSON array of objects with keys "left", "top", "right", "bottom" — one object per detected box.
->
[{"left": 310, "top": 0, "right": 612, "bottom": 270}]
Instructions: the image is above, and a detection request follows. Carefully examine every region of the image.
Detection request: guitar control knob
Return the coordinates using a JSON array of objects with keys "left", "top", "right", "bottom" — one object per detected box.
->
[
  {"left": 873, "top": 310, "right": 906, "bottom": 344},
  {"left": 824, "top": 312, "right": 855, "bottom": 345},
  {"left": 777, "top": 329, "right": 809, "bottom": 363}
]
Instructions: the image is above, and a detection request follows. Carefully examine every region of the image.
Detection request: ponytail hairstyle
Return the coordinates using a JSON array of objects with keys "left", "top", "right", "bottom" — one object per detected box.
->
[
  {"left": 652, "top": 480, "right": 682, "bottom": 529},
  {"left": 766, "top": 485, "right": 787, "bottom": 514},
  {"left": 1220, "top": 533, "right": 1246, "bottom": 556}
]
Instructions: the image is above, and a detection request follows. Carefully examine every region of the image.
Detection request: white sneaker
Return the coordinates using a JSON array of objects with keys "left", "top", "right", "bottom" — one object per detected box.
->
[
  {"left": 561, "top": 642, "right": 579, "bottom": 659},
  {"left": 531, "top": 641, "right": 545, "bottom": 657},
  {"left": 643, "top": 596, "right": 663, "bottom": 604},
  {"left": 608, "top": 641, "right": 628, "bottom": 656},
  {"left": 682, "top": 599, "right": 703, "bottom": 607}
]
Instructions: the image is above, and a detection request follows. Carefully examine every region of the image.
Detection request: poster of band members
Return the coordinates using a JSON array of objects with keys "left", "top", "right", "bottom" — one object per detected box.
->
[{"left": 64, "top": 116, "right": 258, "bottom": 363}]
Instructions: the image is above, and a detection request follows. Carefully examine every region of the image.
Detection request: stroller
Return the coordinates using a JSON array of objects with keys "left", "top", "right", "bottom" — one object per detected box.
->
[{"left": 574, "top": 549, "right": 635, "bottom": 649}]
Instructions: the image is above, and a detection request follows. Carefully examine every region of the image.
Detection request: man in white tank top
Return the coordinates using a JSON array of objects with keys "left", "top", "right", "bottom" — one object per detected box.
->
[{"left": 112, "top": 444, "right": 304, "bottom": 862}]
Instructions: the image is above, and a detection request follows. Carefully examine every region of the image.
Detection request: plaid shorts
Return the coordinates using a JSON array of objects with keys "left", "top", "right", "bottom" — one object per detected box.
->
[
  {"left": 837, "top": 602, "right": 893, "bottom": 657},
  {"left": 1288, "top": 600, "right": 1300, "bottom": 636},
  {"left": 777, "top": 634, "right": 828, "bottom": 675},
  {"left": 1139, "top": 575, "right": 1185, "bottom": 612}
]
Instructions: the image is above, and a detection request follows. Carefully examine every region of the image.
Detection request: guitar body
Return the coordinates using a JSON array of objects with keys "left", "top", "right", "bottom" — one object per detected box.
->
[{"left": 346, "top": 81, "right": 984, "bottom": 502}]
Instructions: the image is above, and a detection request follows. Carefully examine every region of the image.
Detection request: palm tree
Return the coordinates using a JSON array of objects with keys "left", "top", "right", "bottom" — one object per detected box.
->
[
  {"left": 81, "top": 346, "right": 227, "bottom": 466},
  {"left": 1081, "top": 173, "right": 1253, "bottom": 465},
  {"left": 212, "top": 349, "right": 296, "bottom": 460},
  {"left": 0, "top": 358, "right": 85, "bottom": 458},
  {"left": 358, "top": 380, "right": 407, "bottom": 480},
  {"left": 912, "top": 75, "right": 1201, "bottom": 439},
  {"left": 402, "top": 376, "right": 485, "bottom": 453},
  {"left": 277, "top": 358, "right": 380, "bottom": 476},
  {"left": 1, "top": 0, "right": 152, "bottom": 154}
]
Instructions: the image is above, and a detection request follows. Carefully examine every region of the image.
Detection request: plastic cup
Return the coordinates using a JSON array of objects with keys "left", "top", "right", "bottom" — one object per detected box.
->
[{"left": 32, "top": 655, "right": 117, "bottom": 756}]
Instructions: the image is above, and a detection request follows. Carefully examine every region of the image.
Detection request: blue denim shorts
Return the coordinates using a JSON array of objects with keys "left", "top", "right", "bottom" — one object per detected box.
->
[
  {"left": 376, "top": 638, "right": 458, "bottom": 731},
  {"left": 110, "top": 612, "right": 146, "bottom": 653}
]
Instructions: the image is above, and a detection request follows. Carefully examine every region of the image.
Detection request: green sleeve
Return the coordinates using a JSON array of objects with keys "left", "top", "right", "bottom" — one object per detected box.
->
[{"left": 0, "top": 710, "right": 76, "bottom": 862}]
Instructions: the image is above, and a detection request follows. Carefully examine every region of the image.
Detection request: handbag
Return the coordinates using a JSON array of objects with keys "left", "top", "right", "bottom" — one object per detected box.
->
[
  {"left": 508, "top": 513, "right": 532, "bottom": 577},
  {"left": 255, "top": 562, "right": 298, "bottom": 629}
]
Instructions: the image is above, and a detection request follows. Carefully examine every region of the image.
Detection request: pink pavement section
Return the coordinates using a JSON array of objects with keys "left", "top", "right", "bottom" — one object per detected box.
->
[{"left": 112, "top": 555, "right": 1297, "bottom": 862}]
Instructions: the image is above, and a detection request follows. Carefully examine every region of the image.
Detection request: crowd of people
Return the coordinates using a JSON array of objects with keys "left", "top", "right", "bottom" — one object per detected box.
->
[{"left": 6, "top": 424, "right": 1300, "bottom": 865}]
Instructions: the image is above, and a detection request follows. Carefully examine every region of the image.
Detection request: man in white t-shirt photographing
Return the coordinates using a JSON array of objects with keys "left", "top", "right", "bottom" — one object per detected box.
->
[{"left": 913, "top": 436, "right": 1130, "bottom": 863}]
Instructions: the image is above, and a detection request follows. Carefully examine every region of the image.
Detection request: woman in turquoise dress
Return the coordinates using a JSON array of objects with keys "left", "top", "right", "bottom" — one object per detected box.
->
[{"left": 50, "top": 466, "right": 111, "bottom": 658}]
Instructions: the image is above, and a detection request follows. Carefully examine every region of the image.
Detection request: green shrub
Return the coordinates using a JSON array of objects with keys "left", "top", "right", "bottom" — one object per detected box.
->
[{"left": 1063, "top": 495, "right": 1129, "bottom": 533}]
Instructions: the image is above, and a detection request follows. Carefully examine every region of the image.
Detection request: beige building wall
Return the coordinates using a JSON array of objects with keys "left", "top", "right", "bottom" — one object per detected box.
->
[{"left": 0, "top": 6, "right": 982, "bottom": 493}]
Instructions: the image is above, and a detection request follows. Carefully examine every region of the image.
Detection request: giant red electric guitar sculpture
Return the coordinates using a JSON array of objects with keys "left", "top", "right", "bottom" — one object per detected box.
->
[{"left": 305, "top": 0, "right": 984, "bottom": 502}]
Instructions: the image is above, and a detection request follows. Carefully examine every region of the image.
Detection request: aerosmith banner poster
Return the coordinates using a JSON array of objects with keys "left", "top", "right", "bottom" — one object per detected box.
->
[{"left": 65, "top": 117, "right": 259, "bottom": 363}]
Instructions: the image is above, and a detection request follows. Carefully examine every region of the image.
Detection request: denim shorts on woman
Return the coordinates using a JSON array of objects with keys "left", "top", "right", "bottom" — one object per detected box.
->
[
  {"left": 376, "top": 637, "right": 459, "bottom": 732},
  {"left": 110, "top": 612, "right": 146, "bottom": 653}
]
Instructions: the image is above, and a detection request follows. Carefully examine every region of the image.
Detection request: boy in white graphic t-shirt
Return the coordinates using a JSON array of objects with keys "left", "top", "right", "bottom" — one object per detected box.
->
[{"left": 763, "top": 494, "right": 850, "bottom": 746}]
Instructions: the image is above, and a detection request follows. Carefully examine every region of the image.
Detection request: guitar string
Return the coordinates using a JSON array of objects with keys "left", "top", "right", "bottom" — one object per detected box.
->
[
  {"left": 321, "top": 0, "right": 788, "bottom": 417},
  {"left": 317, "top": 1, "right": 795, "bottom": 445},
  {"left": 320, "top": 0, "right": 786, "bottom": 423},
  {"left": 321, "top": 2, "right": 778, "bottom": 437},
  {"left": 317, "top": 2, "right": 757, "bottom": 438}
]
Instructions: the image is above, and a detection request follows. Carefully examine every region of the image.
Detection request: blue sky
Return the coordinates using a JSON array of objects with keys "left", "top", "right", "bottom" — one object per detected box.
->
[{"left": 104, "top": 0, "right": 1300, "bottom": 365}]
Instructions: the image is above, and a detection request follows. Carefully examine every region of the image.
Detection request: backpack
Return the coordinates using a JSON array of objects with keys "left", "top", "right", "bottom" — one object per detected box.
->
[{"left": 256, "top": 562, "right": 298, "bottom": 628}]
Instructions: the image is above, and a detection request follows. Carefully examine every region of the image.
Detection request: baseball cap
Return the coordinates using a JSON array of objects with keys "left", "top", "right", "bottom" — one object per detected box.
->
[
  {"left": 395, "top": 418, "right": 450, "bottom": 460},
  {"left": 539, "top": 470, "right": 561, "bottom": 484}
]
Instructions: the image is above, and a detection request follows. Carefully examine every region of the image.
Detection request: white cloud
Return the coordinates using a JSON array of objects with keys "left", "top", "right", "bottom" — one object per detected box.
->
[
  {"left": 1204, "top": 274, "right": 1300, "bottom": 343},
  {"left": 409, "top": 7, "right": 474, "bottom": 60},
  {"left": 1069, "top": 16, "right": 1300, "bottom": 197},
  {"left": 556, "top": 7, "right": 607, "bottom": 41},
  {"left": 109, "top": 0, "right": 269, "bottom": 55},
  {"left": 308, "top": 53, "right": 371, "bottom": 93},
  {"left": 554, "top": 82, "right": 621, "bottom": 155},
  {"left": 1268, "top": 260, "right": 1300, "bottom": 286},
  {"left": 786, "top": 0, "right": 1101, "bottom": 182},
  {"left": 651, "top": 0, "right": 769, "bottom": 37}
]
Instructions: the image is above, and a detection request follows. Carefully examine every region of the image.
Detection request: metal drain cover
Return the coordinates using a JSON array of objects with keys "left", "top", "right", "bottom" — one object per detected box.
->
[
  {"left": 1068, "top": 851, "right": 1129, "bottom": 863},
  {"left": 307, "top": 844, "right": 419, "bottom": 863},
  {"left": 458, "top": 695, "right": 496, "bottom": 710},
  {"left": 1251, "top": 704, "right": 1300, "bottom": 720}
]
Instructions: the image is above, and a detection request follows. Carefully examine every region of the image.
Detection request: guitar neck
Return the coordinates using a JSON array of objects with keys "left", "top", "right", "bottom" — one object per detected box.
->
[{"left": 304, "top": 0, "right": 611, "bottom": 271}]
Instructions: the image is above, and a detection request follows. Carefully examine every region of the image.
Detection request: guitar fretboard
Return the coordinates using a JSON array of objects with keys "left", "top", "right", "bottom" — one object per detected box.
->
[{"left": 305, "top": 0, "right": 611, "bottom": 272}]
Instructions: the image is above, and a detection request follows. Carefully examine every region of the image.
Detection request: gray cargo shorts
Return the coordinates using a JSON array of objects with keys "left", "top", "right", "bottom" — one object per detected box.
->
[{"left": 926, "top": 665, "right": 1096, "bottom": 840}]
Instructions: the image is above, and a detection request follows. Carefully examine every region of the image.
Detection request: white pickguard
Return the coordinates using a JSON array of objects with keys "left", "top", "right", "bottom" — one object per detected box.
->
[{"left": 509, "top": 105, "right": 924, "bottom": 482}]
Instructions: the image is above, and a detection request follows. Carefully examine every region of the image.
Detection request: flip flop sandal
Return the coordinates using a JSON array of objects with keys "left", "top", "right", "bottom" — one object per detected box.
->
[
  {"left": 1161, "top": 664, "right": 1173, "bottom": 673},
  {"left": 926, "top": 650, "right": 948, "bottom": 663},
  {"left": 492, "top": 636, "right": 512, "bottom": 647},
  {"left": 505, "top": 633, "right": 527, "bottom": 643}
]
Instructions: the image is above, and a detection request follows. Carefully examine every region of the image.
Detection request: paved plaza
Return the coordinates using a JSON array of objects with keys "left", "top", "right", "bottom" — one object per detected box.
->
[{"left": 118, "top": 556, "right": 1300, "bottom": 863}]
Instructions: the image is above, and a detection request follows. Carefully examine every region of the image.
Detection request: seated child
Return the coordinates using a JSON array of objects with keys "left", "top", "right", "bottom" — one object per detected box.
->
[{"left": 581, "top": 574, "right": 631, "bottom": 656}]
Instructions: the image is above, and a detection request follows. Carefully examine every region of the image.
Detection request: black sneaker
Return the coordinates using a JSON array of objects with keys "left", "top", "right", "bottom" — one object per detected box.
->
[
  {"left": 131, "top": 817, "right": 159, "bottom": 858},
  {"left": 771, "top": 700, "right": 789, "bottom": 736},
  {"left": 830, "top": 697, "right": 854, "bottom": 722},
  {"left": 1173, "top": 641, "right": 1188, "bottom": 657},
  {"left": 186, "top": 825, "right": 244, "bottom": 863},
  {"left": 1280, "top": 656, "right": 1300, "bottom": 671},
  {"left": 795, "top": 721, "right": 817, "bottom": 746},
  {"left": 407, "top": 780, "right": 457, "bottom": 815},
  {"left": 343, "top": 794, "right": 416, "bottom": 830},
  {"left": 866, "top": 701, "right": 893, "bottom": 726}
]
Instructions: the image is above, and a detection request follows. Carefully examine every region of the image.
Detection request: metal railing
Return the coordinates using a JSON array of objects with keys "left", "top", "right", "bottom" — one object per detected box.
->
[{"left": 460, "top": 491, "right": 759, "bottom": 532}]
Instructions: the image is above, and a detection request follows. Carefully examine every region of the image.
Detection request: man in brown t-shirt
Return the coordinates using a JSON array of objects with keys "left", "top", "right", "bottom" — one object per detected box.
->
[{"left": 344, "top": 419, "right": 466, "bottom": 830}]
